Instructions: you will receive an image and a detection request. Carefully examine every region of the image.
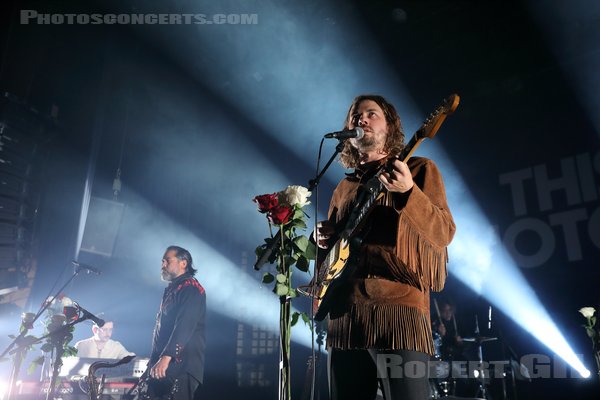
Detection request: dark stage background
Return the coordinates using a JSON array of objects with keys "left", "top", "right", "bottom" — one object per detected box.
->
[{"left": 0, "top": 1, "right": 599, "bottom": 399}]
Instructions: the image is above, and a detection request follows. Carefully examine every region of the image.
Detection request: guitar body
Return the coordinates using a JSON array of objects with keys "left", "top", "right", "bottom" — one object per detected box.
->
[
  {"left": 312, "top": 94, "right": 460, "bottom": 321},
  {"left": 313, "top": 193, "right": 381, "bottom": 321},
  {"left": 314, "top": 238, "right": 353, "bottom": 321}
]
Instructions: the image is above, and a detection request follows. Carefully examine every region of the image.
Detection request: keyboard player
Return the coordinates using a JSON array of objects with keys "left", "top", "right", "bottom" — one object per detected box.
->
[{"left": 74, "top": 321, "right": 134, "bottom": 359}]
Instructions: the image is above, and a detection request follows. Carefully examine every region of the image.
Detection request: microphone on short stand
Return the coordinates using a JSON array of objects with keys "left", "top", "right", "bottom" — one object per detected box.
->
[
  {"left": 72, "top": 261, "right": 102, "bottom": 275},
  {"left": 324, "top": 127, "right": 364, "bottom": 140},
  {"left": 76, "top": 304, "right": 105, "bottom": 327}
]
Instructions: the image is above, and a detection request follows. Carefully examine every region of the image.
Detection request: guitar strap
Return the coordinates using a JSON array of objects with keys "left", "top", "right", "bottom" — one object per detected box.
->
[{"left": 340, "top": 163, "right": 386, "bottom": 239}]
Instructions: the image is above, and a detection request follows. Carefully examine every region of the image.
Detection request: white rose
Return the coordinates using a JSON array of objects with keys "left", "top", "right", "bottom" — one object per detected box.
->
[
  {"left": 283, "top": 185, "right": 311, "bottom": 208},
  {"left": 579, "top": 307, "right": 596, "bottom": 318},
  {"left": 61, "top": 296, "right": 73, "bottom": 307}
]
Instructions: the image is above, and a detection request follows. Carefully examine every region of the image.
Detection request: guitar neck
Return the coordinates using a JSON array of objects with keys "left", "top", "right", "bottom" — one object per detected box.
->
[{"left": 399, "top": 134, "right": 424, "bottom": 163}]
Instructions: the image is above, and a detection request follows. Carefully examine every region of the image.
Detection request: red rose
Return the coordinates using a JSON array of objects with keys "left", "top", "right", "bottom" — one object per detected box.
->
[
  {"left": 253, "top": 193, "right": 279, "bottom": 213},
  {"left": 268, "top": 205, "right": 294, "bottom": 225}
]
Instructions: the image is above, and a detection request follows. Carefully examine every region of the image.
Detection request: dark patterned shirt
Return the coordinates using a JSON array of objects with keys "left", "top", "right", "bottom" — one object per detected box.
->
[{"left": 151, "top": 273, "right": 206, "bottom": 382}]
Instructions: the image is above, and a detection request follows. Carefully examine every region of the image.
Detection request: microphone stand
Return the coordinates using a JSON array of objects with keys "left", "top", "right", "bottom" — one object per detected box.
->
[
  {"left": 1, "top": 266, "right": 84, "bottom": 400},
  {"left": 313, "top": 322, "right": 327, "bottom": 400},
  {"left": 5, "top": 314, "right": 36, "bottom": 400},
  {"left": 307, "top": 139, "right": 347, "bottom": 193},
  {"left": 4, "top": 312, "right": 95, "bottom": 400},
  {"left": 254, "top": 139, "right": 346, "bottom": 270},
  {"left": 45, "top": 323, "right": 74, "bottom": 400},
  {"left": 41, "top": 317, "right": 90, "bottom": 400}
]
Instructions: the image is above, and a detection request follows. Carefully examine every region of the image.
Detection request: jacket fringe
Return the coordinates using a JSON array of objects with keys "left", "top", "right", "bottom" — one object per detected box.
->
[
  {"left": 396, "top": 213, "right": 448, "bottom": 291},
  {"left": 327, "top": 303, "right": 435, "bottom": 355}
]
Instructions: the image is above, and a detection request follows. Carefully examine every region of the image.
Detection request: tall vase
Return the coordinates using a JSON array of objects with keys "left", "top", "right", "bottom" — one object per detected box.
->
[
  {"left": 279, "top": 296, "right": 292, "bottom": 400},
  {"left": 277, "top": 228, "right": 292, "bottom": 400}
]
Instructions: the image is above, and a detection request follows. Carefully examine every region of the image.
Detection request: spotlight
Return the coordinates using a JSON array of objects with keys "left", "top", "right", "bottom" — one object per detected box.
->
[
  {"left": 581, "top": 369, "right": 591, "bottom": 378},
  {"left": 431, "top": 155, "right": 591, "bottom": 380}
]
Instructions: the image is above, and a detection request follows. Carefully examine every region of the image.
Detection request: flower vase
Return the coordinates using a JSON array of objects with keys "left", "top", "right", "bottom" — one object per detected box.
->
[
  {"left": 277, "top": 228, "right": 293, "bottom": 400},
  {"left": 253, "top": 185, "right": 315, "bottom": 400},
  {"left": 279, "top": 295, "right": 292, "bottom": 400}
]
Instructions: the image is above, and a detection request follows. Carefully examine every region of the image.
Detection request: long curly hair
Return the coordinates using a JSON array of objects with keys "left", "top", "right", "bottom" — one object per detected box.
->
[{"left": 339, "top": 95, "right": 405, "bottom": 169}]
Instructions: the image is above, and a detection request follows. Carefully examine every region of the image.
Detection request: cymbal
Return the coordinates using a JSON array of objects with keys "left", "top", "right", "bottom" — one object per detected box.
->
[{"left": 461, "top": 336, "right": 497, "bottom": 343}]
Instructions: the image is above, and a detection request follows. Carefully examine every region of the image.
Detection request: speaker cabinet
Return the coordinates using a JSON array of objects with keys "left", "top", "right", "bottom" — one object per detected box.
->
[{"left": 80, "top": 197, "right": 124, "bottom": 257}]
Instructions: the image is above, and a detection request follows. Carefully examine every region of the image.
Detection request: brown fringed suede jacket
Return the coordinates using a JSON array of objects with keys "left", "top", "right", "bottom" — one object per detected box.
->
[{"left": 325, "top": 156, "right": 455, "bottom": 355}]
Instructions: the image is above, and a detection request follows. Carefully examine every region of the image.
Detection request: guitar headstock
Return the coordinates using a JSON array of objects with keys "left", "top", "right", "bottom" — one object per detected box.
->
[{"left": 416, "top": 93, "right": 460, "bottom": 140}]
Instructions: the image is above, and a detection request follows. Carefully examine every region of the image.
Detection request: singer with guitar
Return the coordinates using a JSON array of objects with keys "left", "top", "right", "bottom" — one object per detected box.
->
[{"left": 314, "top": 95, "right": 456, "bottom": 400}]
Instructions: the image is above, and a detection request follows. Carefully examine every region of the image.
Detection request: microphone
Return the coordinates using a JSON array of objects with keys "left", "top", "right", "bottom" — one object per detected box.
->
[
  {"left": 63, "top": 306, "right": 79, "bottom": 322},
  {"left": 324, "top": 127, "right": 364, "bottom": 140},
  {"left": 76, "top": 304, "right": 105, "bottom": 327},
  {"left": 72, "top": 261, "right": 102, "bottom": 275}
]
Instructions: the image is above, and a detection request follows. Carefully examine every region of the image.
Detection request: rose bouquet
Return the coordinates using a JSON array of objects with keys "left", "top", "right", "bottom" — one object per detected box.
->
[
  {"left": 579, "top": 306, "right": 600, "bottom": 381},
  {"left": 28, "top": 295, "right": 78, "bottom": 375},
  {"left": 254, "top": 185, "right": 315, "bottom": 282},
  {"left": 253, "top": 185, "right": 315, "bottom": 400}
]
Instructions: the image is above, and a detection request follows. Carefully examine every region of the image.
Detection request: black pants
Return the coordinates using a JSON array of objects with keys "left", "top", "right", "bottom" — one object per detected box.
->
[
  {"left": 146, "top": 373, "right": 200, "bottom": 400},
  {"left": 329, "top": 348, "right": 430, "bottom": 400}
]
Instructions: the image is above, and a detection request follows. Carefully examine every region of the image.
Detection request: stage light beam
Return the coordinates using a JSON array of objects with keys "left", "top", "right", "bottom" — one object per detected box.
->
[{"left": 436, "top": 153, "right": 591, "bottom": 378}]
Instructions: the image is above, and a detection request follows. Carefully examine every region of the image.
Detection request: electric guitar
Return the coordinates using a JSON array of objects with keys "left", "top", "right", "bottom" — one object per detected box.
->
[{"left": 313, "top": 94, "right": 460, "bottom": 321}]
